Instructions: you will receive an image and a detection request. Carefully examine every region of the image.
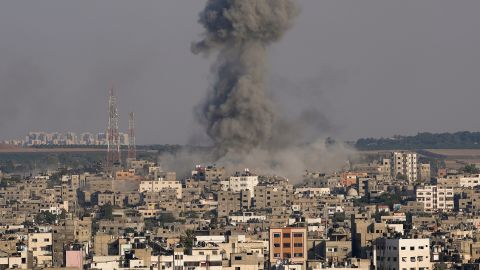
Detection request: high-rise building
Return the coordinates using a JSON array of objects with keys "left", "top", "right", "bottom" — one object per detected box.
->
[{"left": 394, "top": 151, "right": 418, "bottom": 182}]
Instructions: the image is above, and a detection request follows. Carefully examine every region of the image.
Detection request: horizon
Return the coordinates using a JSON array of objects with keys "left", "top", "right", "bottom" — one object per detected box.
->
[{"left": 1, "top": 1, "right": 480, "bottom": 145}]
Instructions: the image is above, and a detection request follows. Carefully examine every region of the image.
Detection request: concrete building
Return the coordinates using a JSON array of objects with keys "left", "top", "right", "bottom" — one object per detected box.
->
[
  {"left": 139, "top": 178, "right": 182, "bottom": 199},
  {"left": 459, "top": 174, "right": 480, "bottom": 188},
  {"left": 375, "top": 238, "right": 431, "bottom": 270},
  {"left": 28, "top": 232, "right": 53, "bottom": 268},
  {"left": 394, "top": 151, "right": 418, "bottom": 182},
  {"left": 418, "top": 163, "right": 431, "bottom": 182},
  {"left": 269, "top": 228, "right": 307, "bottom": 267},
  {"left": 221, "top": 170, "right": 259, "bottom": 198},
  {"left": 416, "top": 185, "right": 454, "bottom": 212},
  {"left": 254, "top": 185, "right": 293, "bottom": 209},
  {"left": 217, "top": 190, "right": 251, "bottom": 217}
]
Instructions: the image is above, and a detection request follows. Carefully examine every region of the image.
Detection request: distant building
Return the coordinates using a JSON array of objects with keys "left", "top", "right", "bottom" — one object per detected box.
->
[
  {"left": 221, "top": 169, "right": 259, "bottom": 198},
  {"left": 394, "top": 151, "right": 418, "bottom": 182},
  {"left": 418, "top": 163, "right": 431, "bottom": 182},
  {"left": 269, "top": 228, "right": 307, "bottom": 268},
  {"left": 416, "top": 185, "right": 454, "bottom": 212},
  {"left": 375, "top": 238, "right": 431, "bottom": 270}
]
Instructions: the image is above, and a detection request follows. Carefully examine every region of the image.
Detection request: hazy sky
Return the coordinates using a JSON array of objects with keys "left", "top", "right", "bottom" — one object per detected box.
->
[{"left": 1, "top": 1, "right": 480, "bottom": 144}]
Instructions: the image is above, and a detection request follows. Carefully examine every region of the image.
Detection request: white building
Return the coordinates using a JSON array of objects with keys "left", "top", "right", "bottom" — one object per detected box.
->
[
  {"left": 151, "top": 249, "right": 223, "bottom": 270},
  {"left": 139, "top": 178, "right": 182, "bottom": 199},
  {"left": 375, "top": 238, "right": 431, "bottom": 270},
  {"left": 221, "top": 170, "right": 259, "bottom": 198},
  {"left": 394, "top": 151, "right": 418, "bottom": 182},
  {"left": 295, "top": 187, "right": 331, "bottom": 197},
  {"left": 416, "top": 185, "right": 454, "bottom": 212},
  {"left": 459, "top": 174, "right": 480, "bottom": 188}
]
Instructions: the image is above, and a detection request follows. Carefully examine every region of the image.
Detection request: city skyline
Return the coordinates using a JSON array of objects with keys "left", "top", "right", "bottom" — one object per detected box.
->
[{"left": 1, "top": 1, "right": 480, "bottom": 144}]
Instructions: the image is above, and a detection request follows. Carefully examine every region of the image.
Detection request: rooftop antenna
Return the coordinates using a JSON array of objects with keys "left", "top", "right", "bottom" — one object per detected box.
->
[{"left": 127, "top": 112, "right": 136, "bottom": 160}]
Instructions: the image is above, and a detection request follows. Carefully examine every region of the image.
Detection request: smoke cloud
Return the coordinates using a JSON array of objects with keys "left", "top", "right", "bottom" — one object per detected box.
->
[
  {"left": 192, "top": 0, "right": 299, "bottom": 158},
  {"left": 160, "top": 0, "right": 356, "bottom": 181}
]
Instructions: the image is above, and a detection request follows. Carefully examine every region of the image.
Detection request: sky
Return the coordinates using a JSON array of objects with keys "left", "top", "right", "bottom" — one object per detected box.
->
[{"left": 1, "top": 0, "right": 480, "bottom": 145}]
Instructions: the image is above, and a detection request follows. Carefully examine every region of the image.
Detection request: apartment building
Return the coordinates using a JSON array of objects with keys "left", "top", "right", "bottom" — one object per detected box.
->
[
  {"left": 269, "top": 228, "right": 307, "bottom": 267},
  {"left": 375, "top": 238, "right": 431, "bottom": 270},
  {"left": 139, "top": 179, "right": 182, "bottom": 199},
  {"left": 217, "top": 190, "right": 251, "bottom": 217},
  {"left": 459, "top": 174, "right": 480, "bottom": 188},
  {"left": 28, "top": 232, "right": 53, "bottom": 268},
  {"left": 418, "top": 163, "right": 431, "bottom": 182},
  {"left": 152, "top": 248, "right": 223, "bottom": 270},
  {"left": 221, "top": 170, "right": 259, "bottom": 198},
  {"left": 416, "top": 185, "right": 454, "bottom": 212},
  {"left": 394, "top": 151, "right": 418, "bottom": 182},
  {"left": 254, "top": 185, "right": 293, "bottom": 209}
]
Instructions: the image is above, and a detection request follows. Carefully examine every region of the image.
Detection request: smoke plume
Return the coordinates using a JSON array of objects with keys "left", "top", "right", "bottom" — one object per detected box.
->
[
  {"left": 160, "top": 0, "right": 357, "bottom": 181},
  {"left": 192, "top": 0, "right": 299, "bottom": 158}
]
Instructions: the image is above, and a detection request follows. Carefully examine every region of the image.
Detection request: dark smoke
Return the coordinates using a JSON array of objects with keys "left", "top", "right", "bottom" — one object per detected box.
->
[
  {"left": 165, "top": 0, "right": 357, "bottom": 181},
  {"left": 192, "top": 0, "right": 299, "bottom": 158}
]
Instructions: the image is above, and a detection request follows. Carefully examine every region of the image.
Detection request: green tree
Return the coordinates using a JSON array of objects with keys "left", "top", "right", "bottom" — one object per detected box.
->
[
  {"left": 463, "top": 164, "right": 480, "bottom": 174},
  {"left": 99, "top": 204, "right": 114, "bottom": 220},
  {"left": 180, "top": 230, "right": 195, "bottom": 254},
  {"left": 35, "top": 211, "right": 58, "bottom": 225},
  {"left": 332, "top": 212, "right": 346, "bottom": 222},
  {"left": 158, "top": 212, "right": 176, "bottom": 224}
]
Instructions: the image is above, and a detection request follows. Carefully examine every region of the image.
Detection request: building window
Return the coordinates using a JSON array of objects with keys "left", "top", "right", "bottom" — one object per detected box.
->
[
  {"left": 274, "top": 243, "right": 280, "bottom": 248},
  {"left": 401, "top": 247, "right": 406, "bottom": 250},
  {"left": 294, "top": 253, "right": 303, "bottom": 258},
  {"left": 294, "top": 243, "right": 303, "bottom": 247},
  {"left": 273, "top": 233, "right": 281, "bottom": 238},
  {"left": 293, "top": 233, "right": 303, "bottom": 238},
  {"left": 410, "top": 247, "right": 415, "bottom": 251},
  {"left": 284, "top": 253, "right": 291, "bottom": 258},
  {"left": 274, "top": 253, "right": 280, "bottom": 258},
  {"left": 283, "top": 243, "right": 291, "bottom": 248},
  {"left": 283, "top": 233, "right": 291, "bottom": 238}
]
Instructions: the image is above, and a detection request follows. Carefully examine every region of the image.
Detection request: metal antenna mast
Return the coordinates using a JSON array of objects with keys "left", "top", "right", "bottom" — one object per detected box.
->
[
  {"left": 127, "top": 112, "right": 136, "bottom": 160},
  {"left": 106, "top": 85, "right": 121, "bottom": 174}
]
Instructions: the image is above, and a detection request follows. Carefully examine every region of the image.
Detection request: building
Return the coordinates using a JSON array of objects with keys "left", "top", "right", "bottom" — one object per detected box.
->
[
  {"left": 221, "top": 170, "right": 259, "bottom": 198},
  {"left": 418, "top": 163, "right": 431, "bottom": 182},
  {"left": 269, "top": 228, "right": 307, "bottom": 267},
  {"left": 217, "top": 190, "right": 251, "bottom": 217},
  {"left": 416, "top": 185, "right": 454, "bottom": 212},
  {"left": 139, "top": 179, "right": 182, "bottom": 199},
  {"left": 375, "top": 238, "right": 431, "bottom": 270},
  {"left": 459, "top": 174, "right": 480, "bottom": 188},
  {"left": 28, "top": 232, "right": 53, "bottom": 268},
  {"left": 394, "top": 151, "right": 418, "bottom": 182}
]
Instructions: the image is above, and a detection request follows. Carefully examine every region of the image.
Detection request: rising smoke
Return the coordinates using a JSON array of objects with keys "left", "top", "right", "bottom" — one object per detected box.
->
[
  {"left": 191, "top": 0, "right": 299, "bottom": 158},
  {"left": 160, "top": 0, "right": 356, "bottom": 181}
]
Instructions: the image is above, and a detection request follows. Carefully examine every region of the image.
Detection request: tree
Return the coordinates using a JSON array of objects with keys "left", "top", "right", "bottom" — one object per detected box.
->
[
  {"left": 157, "top": 213, "right": 176, "bottom": 224},
  {"left": 99, "top": 204, "right": 114, "bottom": 220},
  {"left": 332, "top": 212, "right": 346, "bottom": 223},
  {"left": 180, "top": 230, "right": 195, "bottom": 253},
  {"left": 463, "top": 164, "right": 480, "bottom": 174},
  {"left": 396, "top": 173, "right": 408, "bottom": 181},
  {"left": 35, "top": 211, "right": 57, "bottom": 225}
]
